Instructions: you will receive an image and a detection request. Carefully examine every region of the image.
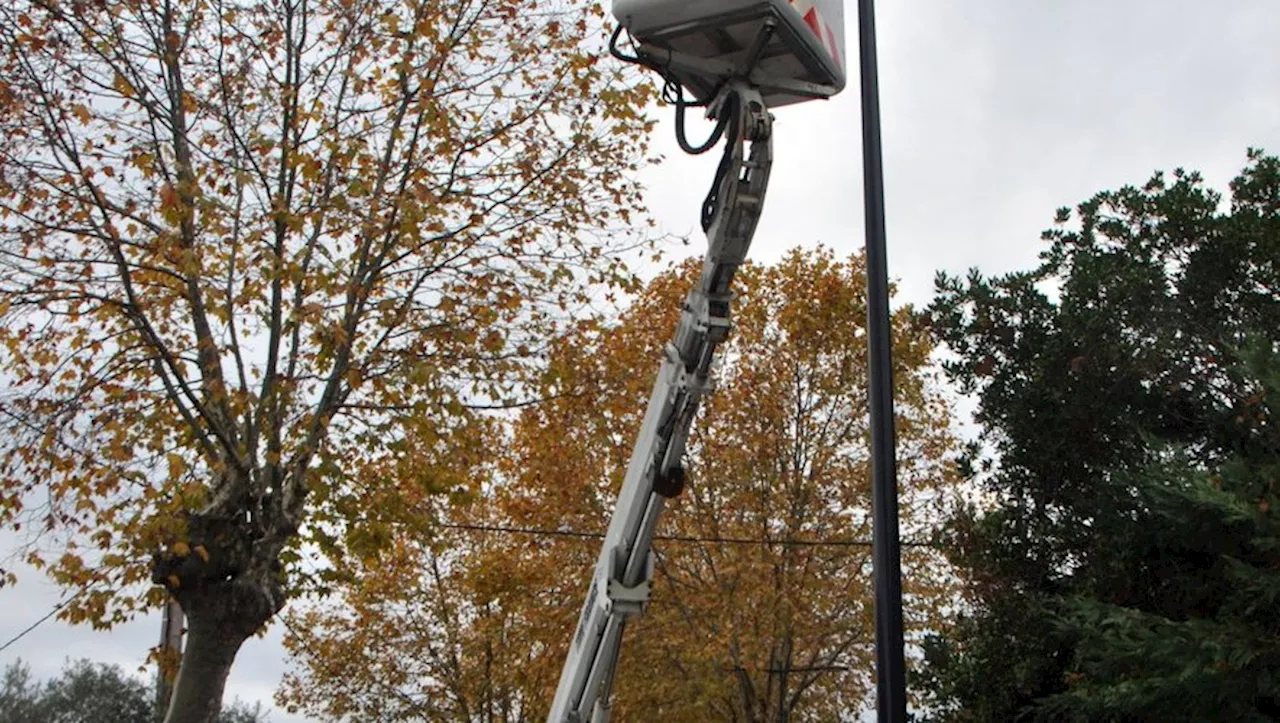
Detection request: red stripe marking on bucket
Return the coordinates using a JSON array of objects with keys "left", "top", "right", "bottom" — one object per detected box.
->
[{"left": 803, "top": 8, "right": 821, "bottom": 37}]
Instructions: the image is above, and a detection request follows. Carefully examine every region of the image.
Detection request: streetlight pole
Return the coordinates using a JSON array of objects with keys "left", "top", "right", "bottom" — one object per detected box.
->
[{"left": 856, "top": 0, "right": 907, "bottom": 720}]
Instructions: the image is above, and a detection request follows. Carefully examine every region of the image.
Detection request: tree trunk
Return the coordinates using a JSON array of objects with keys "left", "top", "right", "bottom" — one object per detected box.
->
[
  {"left": 154, "top": 508, "right": 287, "bottom": 723},
  {"left": 163, "top": 616, "right": 247, "bottom": 723}
]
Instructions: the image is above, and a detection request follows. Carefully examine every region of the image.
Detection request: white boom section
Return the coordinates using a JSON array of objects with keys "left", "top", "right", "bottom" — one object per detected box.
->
[{"left": 547, "top": 80, "right": 773, "bottom": 723}]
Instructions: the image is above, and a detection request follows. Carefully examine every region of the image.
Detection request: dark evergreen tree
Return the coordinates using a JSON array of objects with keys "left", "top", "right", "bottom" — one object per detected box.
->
[
  {"left": 922, "top": 150, "right": 1280, "bottom": 721},
  {"left": 0, "top": 663, "right": 42, "bottom": 723}
]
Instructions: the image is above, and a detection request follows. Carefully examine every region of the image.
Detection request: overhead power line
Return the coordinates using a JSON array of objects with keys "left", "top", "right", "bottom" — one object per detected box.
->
[
  {"left": 0, "top": 591, "right": 80, "bottom": 654},
  {"left": 0, "top": 522, "right": 933, "bottom": 658},
  {"left": 436, "top": 521, "right": 933, "bottom": 548}
]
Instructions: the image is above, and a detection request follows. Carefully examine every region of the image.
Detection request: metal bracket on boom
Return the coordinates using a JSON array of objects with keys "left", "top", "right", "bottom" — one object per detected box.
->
[
  {"left": 605, "top": 549, "right": 653, "bottom": 616},
  {"left": 548, "top": 26, "right": 775, "bottom": 723}
]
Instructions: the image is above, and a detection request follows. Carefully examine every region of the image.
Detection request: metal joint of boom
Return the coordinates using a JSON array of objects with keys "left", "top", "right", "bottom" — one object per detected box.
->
[{"left": 547, "top": 33, "right": 775, "bottom": 723}]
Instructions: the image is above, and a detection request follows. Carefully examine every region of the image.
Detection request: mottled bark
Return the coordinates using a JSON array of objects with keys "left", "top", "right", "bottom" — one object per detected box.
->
[
  {"left": 163, "top": 616, "right": 245, "bottom": 723},
  {"left": 155, "top": 505, "right": 288, "bottom": 723}
]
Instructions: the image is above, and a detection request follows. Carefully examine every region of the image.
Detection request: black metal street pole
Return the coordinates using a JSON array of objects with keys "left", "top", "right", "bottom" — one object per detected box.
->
[{"left": 856, "top": 0, "right": 907, "bottom": 721}]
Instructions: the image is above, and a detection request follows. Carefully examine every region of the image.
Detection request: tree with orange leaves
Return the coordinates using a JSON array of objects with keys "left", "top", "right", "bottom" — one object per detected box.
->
[
  {"left": 284, "top": 247, "right": 960, "bottom": 721},
  {"left": 0, "top": 0, "right": 653, "bottom": 719}
]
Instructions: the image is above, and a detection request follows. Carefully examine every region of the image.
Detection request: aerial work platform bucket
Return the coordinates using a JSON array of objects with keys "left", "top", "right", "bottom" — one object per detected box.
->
[{"left": 612, "top": 0, "right": 846, "bottom": 107}]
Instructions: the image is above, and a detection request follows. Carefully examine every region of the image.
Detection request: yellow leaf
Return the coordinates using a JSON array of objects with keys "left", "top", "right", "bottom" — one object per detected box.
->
[
  {"left": 167, "top": 453, "right": 185, "bottom": 480},
  {"left": 113, "top": 73, "right": 137, "bottom": 98},
  {"left": 134, "top": 153, "right": 155, "bottom": 178}
]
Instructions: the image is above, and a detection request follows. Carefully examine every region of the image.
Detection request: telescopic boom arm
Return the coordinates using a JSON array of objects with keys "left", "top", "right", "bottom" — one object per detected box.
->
[{"left": 547, "top": 77, "right": 773, "bottom": 723}]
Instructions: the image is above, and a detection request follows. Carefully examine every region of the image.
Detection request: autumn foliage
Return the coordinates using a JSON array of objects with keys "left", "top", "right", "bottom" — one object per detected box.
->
[
  {"left": 283, "top": 248, "right": 960, "bottom": 721},
  {"left": 0, "top": 0, "right": 653, "bottom": 719}
]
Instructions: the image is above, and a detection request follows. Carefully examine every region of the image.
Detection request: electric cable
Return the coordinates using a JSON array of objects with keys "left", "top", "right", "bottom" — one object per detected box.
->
[
  {"left": 0, "top": 590, "right": 82, "bottom": 654},
  {"left": 435, "top": 521, "right": 935, "bottom": 548},
  {"left": 667, "top": 75, "right": 730, "bottom": 155},
  {"left": 607, "top": 24, "right": 742, "bottom": 232},
  {"left": 609, "top": 25, "right": 730, "bottom": 156},
  {"left": 700, "top": 92, "right": 740, "bottom": 232}
]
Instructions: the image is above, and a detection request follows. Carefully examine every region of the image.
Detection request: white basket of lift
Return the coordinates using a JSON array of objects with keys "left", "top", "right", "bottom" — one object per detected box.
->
[{"left": 612, "top": 0, "right": 846, "bottom": 108}]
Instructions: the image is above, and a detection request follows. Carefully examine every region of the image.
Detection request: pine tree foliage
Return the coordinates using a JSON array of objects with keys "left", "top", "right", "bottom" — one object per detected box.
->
[{"left": 922, "top": 150, "right": 1280, "bottom": 721}]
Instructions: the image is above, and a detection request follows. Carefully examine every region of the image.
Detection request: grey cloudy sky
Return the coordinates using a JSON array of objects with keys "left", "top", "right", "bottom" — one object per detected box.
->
[{"left": 3, "top": 1, "right": 1279, "bottom": 720}]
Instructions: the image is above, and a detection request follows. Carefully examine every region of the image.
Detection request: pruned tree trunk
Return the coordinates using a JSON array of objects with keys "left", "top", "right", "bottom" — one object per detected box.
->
[
  {"left": 155, "top": 506, "right": 287, "bottom": 723},
  {"left": 164, "top": 618, "right": 246, "bottom": 723}
]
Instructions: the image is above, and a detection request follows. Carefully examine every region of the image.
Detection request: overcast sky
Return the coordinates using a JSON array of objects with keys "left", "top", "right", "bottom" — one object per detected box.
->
[{"left": 4, "top": 2, "right": 1280, "bottom": 720}]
